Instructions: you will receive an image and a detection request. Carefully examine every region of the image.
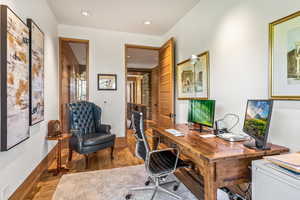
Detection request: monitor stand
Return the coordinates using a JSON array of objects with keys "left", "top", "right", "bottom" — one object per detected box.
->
[
  {"left": 190, "top": 124, "right": 212, "bottom": 133},
  {"left": 243, "top": 140, "right": 271, "bottom": 150}
]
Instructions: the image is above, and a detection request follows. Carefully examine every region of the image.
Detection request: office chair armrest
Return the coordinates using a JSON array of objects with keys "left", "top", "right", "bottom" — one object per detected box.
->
[{"left": 147, "top": 148, "right": 180, "bottom": 173}]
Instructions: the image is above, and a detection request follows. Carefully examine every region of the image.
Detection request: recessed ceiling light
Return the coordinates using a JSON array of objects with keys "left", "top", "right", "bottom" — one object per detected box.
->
[
  {"left": 127, "top": 55, "right": 131, "bottom": 58},
  {"left": 81, "top": 10, "right": 90, "bottom": 17},
  {"left": 144, "top": 20, "right": 151, "bottom": 25}
]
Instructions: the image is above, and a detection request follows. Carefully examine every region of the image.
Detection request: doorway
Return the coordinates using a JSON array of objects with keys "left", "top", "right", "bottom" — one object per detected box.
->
[
  {"left": 125, "top": 45, "right": 160, "bottom": 130},
  {"left": 125, "top": 38, "right": 175, "bottom": 134},
  {"left": 59, "top": 38, "right": 89, "bottom": 132}
]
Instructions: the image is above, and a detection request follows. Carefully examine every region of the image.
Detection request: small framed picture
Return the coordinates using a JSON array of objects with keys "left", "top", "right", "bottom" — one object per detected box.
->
[{"left": 97, "top": 74, "right": 117, "bottom": 90}]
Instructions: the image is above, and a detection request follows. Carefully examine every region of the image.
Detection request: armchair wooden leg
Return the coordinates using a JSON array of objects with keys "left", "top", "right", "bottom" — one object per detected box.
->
[
  {"left": 84, "top": 154, "right": 89, "bottom": 169},
  {"left": 68, "top": 149, "right": 73, "bottom": 162},
  {"left": 111, "top": 145, "right": 114, "bottom": 160}
]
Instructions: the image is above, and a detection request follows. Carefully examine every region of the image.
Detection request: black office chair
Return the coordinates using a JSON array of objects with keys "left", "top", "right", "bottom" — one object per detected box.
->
[{"left": 126, "top": 111, "right": 189, "bottom": 200}]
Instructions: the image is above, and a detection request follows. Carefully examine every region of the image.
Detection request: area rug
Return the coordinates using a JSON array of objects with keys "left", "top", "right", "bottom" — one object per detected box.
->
[{"left": 53, "top": 165, "right": 229, "bottom": 200}]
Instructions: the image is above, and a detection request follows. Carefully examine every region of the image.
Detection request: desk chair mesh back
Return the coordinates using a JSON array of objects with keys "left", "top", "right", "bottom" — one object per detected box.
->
[
  {"left": 132, "top": 111, "right": 149, "bottom": 161},
  {"left": 126, "top": 111, "right": 189, "bottom": 200}
]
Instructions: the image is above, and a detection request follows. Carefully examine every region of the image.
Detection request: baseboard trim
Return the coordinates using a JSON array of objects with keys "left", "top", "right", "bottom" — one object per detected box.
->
[{"left": 9, "top": 144, "right": 58, "bottom": 200}]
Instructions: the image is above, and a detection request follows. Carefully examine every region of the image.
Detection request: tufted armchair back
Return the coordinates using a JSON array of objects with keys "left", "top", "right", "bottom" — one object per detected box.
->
[{"left": 68, "top": 101, "right": 102, "bottom": 135}]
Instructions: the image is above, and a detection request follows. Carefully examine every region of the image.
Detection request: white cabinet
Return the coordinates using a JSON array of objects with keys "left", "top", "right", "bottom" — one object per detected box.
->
[{"left": 252, "top": 160, "right": 300, "bottom": 200}]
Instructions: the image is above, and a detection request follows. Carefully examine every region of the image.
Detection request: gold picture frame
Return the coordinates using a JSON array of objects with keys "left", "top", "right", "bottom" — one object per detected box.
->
[
  {"left": 269, "top": 11, "right": 300, "bottom": 100},
  {"left": 177, "top": 51, "right": 210, "bottom": 100}
]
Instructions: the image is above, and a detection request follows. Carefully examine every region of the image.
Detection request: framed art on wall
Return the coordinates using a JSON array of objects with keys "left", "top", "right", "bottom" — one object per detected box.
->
[
  {"left": 97, "top": 74, "right": 117, "bottom": 90},
  {"left": 27, "top": 19, "right": 45, "bottom": 125},
  {"left": 0, "top": 5, "right": 30, "bottom": 151},
  {"left": 270, "top": 11, "right": 300, "bottom": 100},
  {"left": 177, "top": 51, "right": 210, "bottom": 100}
]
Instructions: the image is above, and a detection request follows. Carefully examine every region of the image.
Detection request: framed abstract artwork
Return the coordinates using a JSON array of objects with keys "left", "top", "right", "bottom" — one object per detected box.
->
[
  {"left": 97, "top": 74, "right": 117, "bottom": 90},
  {"left": 177, "top": 51, "right": 210, "bottom": 100},
  {"left": 0, "top": 5, "right": 30, "bottom": 151},
  {"left": 27, "top": 19, "right": 44, "bottom": 125},
  {"left": 269, "top": 11, "right": 300, "bottom": 99}
]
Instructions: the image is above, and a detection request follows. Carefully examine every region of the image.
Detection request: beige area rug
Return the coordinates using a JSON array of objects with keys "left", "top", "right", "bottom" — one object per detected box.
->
[{"left": 53, "top": 165, "right": 229, "bottom": 200}]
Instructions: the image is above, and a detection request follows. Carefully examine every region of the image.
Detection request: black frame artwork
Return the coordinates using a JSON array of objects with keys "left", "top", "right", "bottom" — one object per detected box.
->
[
  {"left": 27, "top": 18, "right": 45, "bottom": 125},
  {"left": 97, "top": 74, "right": 117, "bottom": 91},
  {"left": 0, "top": 5, "right": 30, "bottom": 151}
]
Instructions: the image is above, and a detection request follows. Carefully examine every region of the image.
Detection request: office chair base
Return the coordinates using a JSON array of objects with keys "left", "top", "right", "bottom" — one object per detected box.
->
[{"left": 127, "top": 183, "right": 182, "bottom": 200}]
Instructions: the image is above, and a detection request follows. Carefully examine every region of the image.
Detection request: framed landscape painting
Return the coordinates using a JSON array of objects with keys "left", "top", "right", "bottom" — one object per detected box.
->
[
  {"left": 0, "top": 6, "right": 30, "bottom": 151},
  {"left": 270, "top": 11, "right": 300, "bottom": 99},
  {"left": 177, "top": 51, "right": 210, "bottom": 100},
  {"left": 98, "top": 74, "right": 117, "bottom": 90},
  {"left": 27, "top": 19, "right": 45, "bottom": 125}
]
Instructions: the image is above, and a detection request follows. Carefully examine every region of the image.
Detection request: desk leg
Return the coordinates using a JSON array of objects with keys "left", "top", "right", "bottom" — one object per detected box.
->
[
  {"left": 152, "top": 134, "right": 159, "bottom": 150},
  {"left": 204, "top": 164, "right": 217, "bottom": 200}
]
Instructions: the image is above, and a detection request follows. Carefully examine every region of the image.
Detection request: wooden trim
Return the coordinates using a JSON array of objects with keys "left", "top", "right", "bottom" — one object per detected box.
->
[
  {"left": 59, "top": 37, "right": 89, "bottom": 44},
  {"left": 125, "top": 44, "right": 159, "bottom": 50},
  {"left": 127, "top": 68, "right": 153, "bottom": 73},
  {"left": 58, "top": 37, "right": 90, "bottom": 127},
  {"left": 9, "top": 144, "right": 58, "bottom": 200}
]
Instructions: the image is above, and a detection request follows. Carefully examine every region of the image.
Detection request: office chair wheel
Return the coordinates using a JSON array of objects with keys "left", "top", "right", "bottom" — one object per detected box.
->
[
  {"left": 125, "top": 194, "right": 132, "bottom": 200},
  {"left": 145, "top": 180, "right": 151, "bottom": 186},
  {"left": 173, "top": 184, "right": 179, "bottom": 191}
]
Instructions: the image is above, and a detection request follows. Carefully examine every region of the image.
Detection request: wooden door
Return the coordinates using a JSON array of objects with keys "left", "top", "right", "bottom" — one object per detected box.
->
[
  {"left": 158, "top": 38, "right": 175, "bottom": 128},
  {"left": 151, "top": 66, "right": 159, "bottom": 122}
]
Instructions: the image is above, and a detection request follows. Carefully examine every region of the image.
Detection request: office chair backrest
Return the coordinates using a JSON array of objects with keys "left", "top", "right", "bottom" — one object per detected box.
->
[{"left": 132, "top": 111, "right": 150, "bottom": 161}]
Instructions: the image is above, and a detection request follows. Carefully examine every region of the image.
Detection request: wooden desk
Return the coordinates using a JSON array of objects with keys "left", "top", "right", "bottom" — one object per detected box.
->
[{"left": 151, "top": 124, "right": 289, "bottom": 200}]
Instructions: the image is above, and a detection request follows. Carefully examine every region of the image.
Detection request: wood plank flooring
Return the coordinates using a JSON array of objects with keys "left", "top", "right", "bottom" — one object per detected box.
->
[{"left": 25, "top": 140, "right": 142, "bottom": 200}]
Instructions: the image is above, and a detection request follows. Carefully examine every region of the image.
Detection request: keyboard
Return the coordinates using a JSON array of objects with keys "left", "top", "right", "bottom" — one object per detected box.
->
[{"left": 165, "top": 129, "right": 184, "bottom": 136}]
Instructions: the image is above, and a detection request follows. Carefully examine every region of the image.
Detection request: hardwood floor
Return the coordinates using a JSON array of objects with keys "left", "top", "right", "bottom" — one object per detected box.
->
[{"left": 25, "top": 140, "right": 142, "bottom": 200}]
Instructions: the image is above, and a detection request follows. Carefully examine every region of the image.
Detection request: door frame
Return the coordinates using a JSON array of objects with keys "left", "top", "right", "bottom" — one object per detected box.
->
[
  {"left": 58, "top": 37, "right": 90, "bottom": 128},
  {"left": 124, "top": 44, "right": 160, "bottom": 137}
]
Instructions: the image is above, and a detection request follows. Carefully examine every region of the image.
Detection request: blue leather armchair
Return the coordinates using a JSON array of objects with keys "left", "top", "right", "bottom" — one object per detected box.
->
[{"left": 68, "top": 101, "right": 116, "bottom": 168}]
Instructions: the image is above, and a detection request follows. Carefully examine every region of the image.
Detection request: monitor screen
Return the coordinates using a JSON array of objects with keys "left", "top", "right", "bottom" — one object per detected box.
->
[
  {"left": 188, "top": 100, "right": 215, "bottom": 127},
  {"left": 243, "top": 100, "right": 273, "bottom": 144}
]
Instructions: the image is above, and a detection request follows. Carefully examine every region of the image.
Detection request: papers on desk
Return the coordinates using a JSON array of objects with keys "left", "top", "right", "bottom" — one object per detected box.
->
[
  {"left": 199, "top": 134, "right": 216, "bottom": 138},
  {"left": 264, "top": 153, "right": 300, "bottom": 173},
  {"left": 165, "top": 129, "right": 184, "bottom": 137}
]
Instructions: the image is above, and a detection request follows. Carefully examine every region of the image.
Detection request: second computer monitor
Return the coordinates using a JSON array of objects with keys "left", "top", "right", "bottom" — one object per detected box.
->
[
  {"left": 188, "top": 99, "right": 215, "bottom": 132},
  {"left": 243, "top": 99, "right": 273, "bottom": 150}
]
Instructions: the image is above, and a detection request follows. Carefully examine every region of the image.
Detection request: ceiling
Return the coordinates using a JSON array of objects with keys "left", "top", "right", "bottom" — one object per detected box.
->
[
  {"left": 47, "top": 0, "right": 200, "bottom": 35},
  {"left": 126, "top": 48, "right": 158, "bottom": 69},
  {"left": 69, "top": 42, "right": 87, "bottom": 65}
]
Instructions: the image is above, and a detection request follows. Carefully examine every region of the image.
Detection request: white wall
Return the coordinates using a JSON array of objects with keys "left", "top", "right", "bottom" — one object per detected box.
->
[
  {"left": 58, "top": 24, "right": 162, "bottom": 137},
  {"left": 163, "top": 0, "right": 300, "bottom": 152},
  {"left": 0, "top": 0, "right": 58, "bottom": 199}
]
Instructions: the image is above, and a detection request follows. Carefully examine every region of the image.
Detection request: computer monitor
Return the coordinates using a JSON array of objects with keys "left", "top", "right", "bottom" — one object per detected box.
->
[
  {"left": 188, "top": 99, "right": 215, "bottom": 132},
  {"left": 243, "top": 100, "right": 273, "bottom": 150}
]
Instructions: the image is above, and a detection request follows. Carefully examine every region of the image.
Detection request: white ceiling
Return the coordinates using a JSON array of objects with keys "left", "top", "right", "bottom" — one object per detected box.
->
[
  {"left": 127, "top": 48, "right": 158, "bottom": 69},
  {"left": 69, "top": 42, "right": 87, "bottom": 65},
  {"left": 47, "top": 0, "right": 200, "bottom": 35}
]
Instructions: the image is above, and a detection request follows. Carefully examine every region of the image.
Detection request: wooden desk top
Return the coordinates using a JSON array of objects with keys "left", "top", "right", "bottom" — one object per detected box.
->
[{"left": 152, "top": 124, "right": 289, "bottom": 163}]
